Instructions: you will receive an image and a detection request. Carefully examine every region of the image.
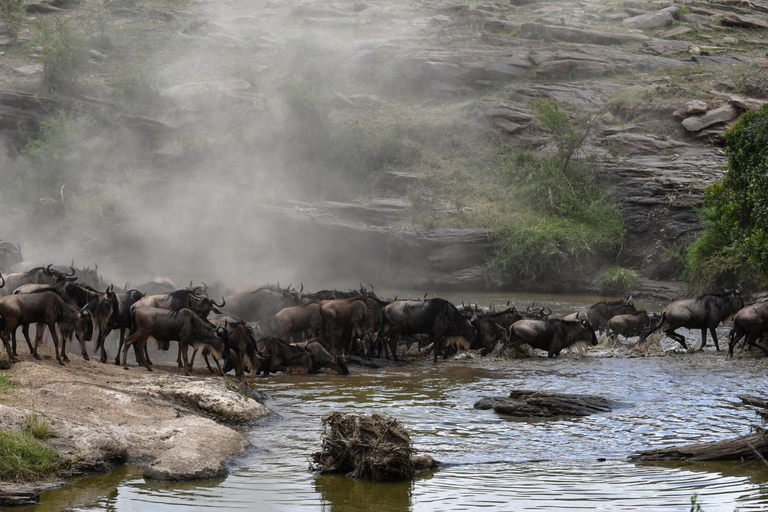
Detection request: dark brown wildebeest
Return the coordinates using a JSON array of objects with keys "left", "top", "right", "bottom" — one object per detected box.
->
[
  {"left": 95, "top": 289, "right": 145, "bottom": 364},
  {"left": 320, "top": 299, "right": 373, "bottom": 355},
  {"left": 121, "top": 307, "right": 229, "bottom": 375},
  {"left": 507, "top": 318, "right": 598, "bottom": 358},
  {"left": 257, "top": 337, "right": 314, "bottom": 376},
  {"left": 275, "top": 303, "right": 323, "bottom": 340},
  {"left": 645, "top": 287, "right": 744, "bottom": 351},
  {"left": 379, "top": 298, "right": 485, "bottom": 362},
  {"left": 563, "top": 296, "right": 636, "bottom": 333},
  {"left": 222, "top": 285, "right": 301, "bottom": 333},
  {"left": 607, "top": 311, "right": 659, "bottom": 342},
  {"left": 292, "top": 340, "right": 349, "bottom": 375},
  {"left": 728, "top": 301, "right": 768, "bottom": 357},
  {"left": 0, "top": 290, "right": 92, "bottom": 364},
  {"left": 214, "top": 319, "right": 264, "bottom": 381}
]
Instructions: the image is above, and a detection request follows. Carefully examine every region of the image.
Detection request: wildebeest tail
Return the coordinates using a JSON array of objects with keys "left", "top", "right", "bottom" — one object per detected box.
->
[
  {"left": 641, "top": 312, "right": 666, "bottom": 341},
  {"left": 128, "top": 308, "right": 139, "bottom": 338}
]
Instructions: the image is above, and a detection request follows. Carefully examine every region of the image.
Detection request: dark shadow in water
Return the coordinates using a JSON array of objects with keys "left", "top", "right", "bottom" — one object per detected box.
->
[
  {"left": 3, "top": 466, "right": 227, "bottom": 512},
  {"left": 314, "top": 474, "right": 413, "bottom": 512}
]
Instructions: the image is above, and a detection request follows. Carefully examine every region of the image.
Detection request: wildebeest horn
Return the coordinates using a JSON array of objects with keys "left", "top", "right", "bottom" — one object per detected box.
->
[
  {"left": 44, "top": 264, "right": 54, "bottom": 275},
  {"left": 360, "top": 282, "right": 365, "bottom": 291},
  {"left": 286, "top": 283, "right": 293, "bottom": 292},
  {"left": 735, "top": 285, "right": 742, "bottom": 295},
  {"left": 191, "top": 286, "right": 203, "bottom": 296},
  {"left": 424, "top": 293, "right": 428, "bottom": 300},
  {"left": 201, "top": 281, "right": 208, "bottom": 292},
  {"left": 106, "top": 284, "right": 113, "bottom": 294},
  {"left": 490, "top": 301, "right": 494, "bottom": 312},
  {"left": 393, "top": 295, "right": 398, "bottom": 301},
  {"left": 94, "top": 263, "right": 97, "bottom": 272},
  {"left": 542, "top": 306, "right": 552, "bottom": 316},
  {"left": 527, "top": 302, "right": 534, "bottom": 312},
  {"left": 299, "top": 283, "right": 304, "bottom": 293},
  {"left": 0, "top": 273, "right": 5, "bottom": 289},
  {"left": 189, "top": 280, "right": 194, "bottom": 288},
  {"left": 214, "top": 296, "right": 226, "bottom": 308},
  {"left": 67, "top": 266, "right": 76, "bottom": 276},
  {"left": 462, "top": 300, "right": 465, "bottom": 308}
]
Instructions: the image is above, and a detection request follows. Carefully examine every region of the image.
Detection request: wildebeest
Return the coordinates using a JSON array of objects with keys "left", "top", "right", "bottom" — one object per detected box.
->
[
  {"left": 222, "top": 285, "right": 301, "bottom": 333},
  {"left": 507, "top": 318, "right": 598, "bottom": 357},
  {"left": 320, "top": 299, "right": 373, "bottom": 355},
  {"left": 214, "top": 319, "right": 264, "bottom": 380},
  {"left": 645, "top": 287, "right": 744, "bottom": 351},
  {"left": 293, "top": 340, "right": 350, "bottom": 375},
  {"left": 95, "top": 289, "right": 145, "bottom": 364},
  {"left": 379, "top": 298, "right": 484, "bottom": 362},
  {"left": 563, "top": 296, "right": 636, "bottom": 333},
  {"left": 121, "top": 307, "right": 229, "bottom": 375},
  {"left": 728, "top": 301, "right": 768, "bottom": 357},
  {"left": 275, "top": 303, "right": 323, "bottom": 340},
  {"left": 0, "top": 291, "right": 93, "bottom": 364},
  {"left": 607, "top": 311, "right": 659, "bottom": 342},
  {"left": 257, "top": 337, "right": 314, "bottom": 375},
  {"left": 1, "top": 265, "right": 77, "bottom": 296}
]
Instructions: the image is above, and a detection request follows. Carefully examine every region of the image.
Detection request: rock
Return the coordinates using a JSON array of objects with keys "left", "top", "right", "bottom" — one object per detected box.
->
[
  {"left": 656, "top": 26, "right": 692, "bottom": 38},
  {"left": 630, "top": 428, "right": 768, "bottom": 461},
  {"left": 13, "top": 64, "right": 43, "bottom": 76},
  {"left": 682, "top": 13, "right": 710, "bottom": 24},
  {"left": 156, "top": 380, "right": 270, "bottom": 424},
  {"left": 25, "top": 2, "right": 64, "bottom": 13},
  {"left": 117, "top": 114, "right": 176, "bottom": 139},
  {"left": 161, "top": 79, "right": 251, "bottom": 108},
  {"left": 89, "top": 49, "right": 106, "bottom": 60},
  {"left": 622, "top": 7, "right": 677, "bottom": 29},
  {"left": 492, "top": 118, "right": 523, "bottom": 134},
  {"left": 729, "top": 95, "right": 767, "bottom": 111},
  {"left": 536, "top": 59, "right": 609, "bottom": 78},
  {"left": 519, "top": 22, "right": 649, "bottom": 45},
  {"left": 643, "top": 40, "right": 692, "bottom": 55},
  {"left": 673, "top": 100, "right": 708, "bottom": 119},
  {"left": 0, "top": 36, "right": 12, "bottom": 47},
  {"left": 483, "top": 20, "right": 522, "bottom": 33},
  {"left": 722, "top": 36, "right": 738, "bottom": 44},
  {"left": 681, "top": 104, "right": 739, "bottom": 132},
  {"left": 722, "top": 13, "right": 768, "bottom": 29},
  {"left": 474, "top": 390, "right": 617, "bottom": 418},
  {"left": 474, "top": 101, "right": 534, "bottom": 125}
]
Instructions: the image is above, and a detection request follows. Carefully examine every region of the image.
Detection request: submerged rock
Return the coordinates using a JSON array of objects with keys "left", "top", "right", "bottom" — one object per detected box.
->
[{"left": 474, "top": 390, "right": 616, "bottom": 417}]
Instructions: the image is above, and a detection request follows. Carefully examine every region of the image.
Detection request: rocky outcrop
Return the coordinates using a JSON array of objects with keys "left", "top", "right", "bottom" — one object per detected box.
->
[
  {"left": 0, "top": 351, "right": 270, "bottom": 500},
  {"left": 622, "top": 6, "right": 678, "bottom": 30}
]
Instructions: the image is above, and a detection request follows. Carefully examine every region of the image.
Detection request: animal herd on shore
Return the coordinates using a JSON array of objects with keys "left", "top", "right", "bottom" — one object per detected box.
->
[{"left": 0, "top": 258, "right": 765, "bottom": 381}]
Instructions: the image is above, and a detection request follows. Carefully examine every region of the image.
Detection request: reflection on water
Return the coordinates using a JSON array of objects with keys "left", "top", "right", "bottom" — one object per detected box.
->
[{"left": 12, "top": 354, "right": 768, "bottom": 512}]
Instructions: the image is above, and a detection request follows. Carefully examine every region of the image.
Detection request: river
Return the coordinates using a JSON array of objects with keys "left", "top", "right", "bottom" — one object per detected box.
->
[{"left": 7, "top": 293, "right": 768, "bottom": 512}]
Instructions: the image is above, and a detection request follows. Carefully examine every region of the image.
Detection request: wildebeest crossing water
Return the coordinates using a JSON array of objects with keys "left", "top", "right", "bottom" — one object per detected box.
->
[{"left": 14, "top": 292, "right": 768, "bottom": 512}]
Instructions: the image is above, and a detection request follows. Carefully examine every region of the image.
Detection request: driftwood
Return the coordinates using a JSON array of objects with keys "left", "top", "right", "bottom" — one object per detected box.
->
[
  {"left": 474, "top": 390, "right": 615, "bottom": 418},
  {"left": 630, "top": 428, "right": 768, "bottom": 462},
  {"left": 631, "top": 395, "right": 768, "bottom": 462},
  {"left": 311, "top": 412, "right": 438, "bottom": 482}
]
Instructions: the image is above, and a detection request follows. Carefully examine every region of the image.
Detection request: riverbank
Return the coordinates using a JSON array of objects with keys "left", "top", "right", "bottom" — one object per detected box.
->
[{"left": 0, "top": 345, "right": 271, "bottom": 506}]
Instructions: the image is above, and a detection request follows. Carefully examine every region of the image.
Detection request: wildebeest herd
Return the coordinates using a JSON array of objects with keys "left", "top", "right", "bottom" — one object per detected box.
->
[{"left": 0, "top": 258, "right": 763, "bottom": 382}]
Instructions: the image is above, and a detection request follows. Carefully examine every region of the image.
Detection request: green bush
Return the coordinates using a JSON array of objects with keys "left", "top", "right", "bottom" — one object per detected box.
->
[
  {"left": 599, "top": 266, "right": 639, "bottom": 294},
  {"left": 684, "top": 103, "right": 768, "bottom": 292},
  {"left": 24, "top": 413, "right": 57, "bottom": 440},
  {"left": 0, "top": 0, "right": 24, "bottom": 38},
  {"left": 38, "top": 17, "right": 88, "bottom": 94},
  {"left": 487, "top": 102, "right": 624, "bottom": 287},
  {"left": 0, "top": 372, "right": 14, "bottom": 392},
  {"left": 0, "top": 429, "right": 60, "bottom": 481}
]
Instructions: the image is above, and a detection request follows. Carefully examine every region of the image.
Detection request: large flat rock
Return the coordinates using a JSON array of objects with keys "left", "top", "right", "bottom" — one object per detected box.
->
[{"left": 474, "top": 390, "right": 616, "bottom": 418}]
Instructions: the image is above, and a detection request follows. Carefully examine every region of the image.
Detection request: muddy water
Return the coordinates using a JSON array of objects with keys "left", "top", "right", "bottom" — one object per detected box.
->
[{"left": 11, "top": 294, "right": 768, "bottom": 512}]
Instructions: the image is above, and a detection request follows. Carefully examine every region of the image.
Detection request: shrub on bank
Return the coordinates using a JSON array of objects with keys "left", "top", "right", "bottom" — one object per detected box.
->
[
  {"left": 0, "top": 0, "right": 24, "bottom": 38},
  {"left": 38, "top": 17, "right": 88, "bottom": 94},
  {"left": 599, "top": 266, "right": 639, "bottom": 295},
  {"left": 0, "top": 429, "right": 60, "bottom": 482},
  {"left": 684, "top": 103, "right": 768, "bottom": 293}
]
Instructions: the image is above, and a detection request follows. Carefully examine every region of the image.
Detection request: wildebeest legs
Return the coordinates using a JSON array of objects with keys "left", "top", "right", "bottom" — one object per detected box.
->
[
  {"left": 1, "top": 333, "right": 17, "bottom": 363},
  {"left": 20, "top": 325, "right": 40, "bottom": 360},
  {"left": 666, "top": 328, "right": 687, "bottom": 349}
]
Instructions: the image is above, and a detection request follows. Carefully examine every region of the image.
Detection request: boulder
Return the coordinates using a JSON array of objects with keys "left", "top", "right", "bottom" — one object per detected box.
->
[
  {"left": 536, "top": 59, "right": 609, "bottom": 78},
  {"left": 25, "top": 2, "right": 64, "bottom": 13},
  {"left": 673, "top": 100, "right": 708, "bottom": 119},
  {"left": 681, "top": 104, "right": 739, "bottom": 132},
  {"left": 656, "top": 26, "right": 692, "bottom": 38},
  {"left": 728, "top": 94, "right": 767, "bottom": 112},
  {"left": 623, "top": 7, "right": 677, "bottom": 29},
  {"left": 643, "top": 40, "right": 693, "bottom": 55},
  {"left": 722, "top": 13, "right": 768, "bottom": 29}
]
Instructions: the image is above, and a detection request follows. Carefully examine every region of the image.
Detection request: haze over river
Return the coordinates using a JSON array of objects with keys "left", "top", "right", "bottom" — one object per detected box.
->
[{"left": 8, "top": 294, "right": 768, "bottom": 512}]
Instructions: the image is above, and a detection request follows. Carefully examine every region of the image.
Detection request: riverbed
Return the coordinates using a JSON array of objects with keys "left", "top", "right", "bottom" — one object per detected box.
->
[{"left": 6, "top": 293, "right": 768, "bottom": 512}]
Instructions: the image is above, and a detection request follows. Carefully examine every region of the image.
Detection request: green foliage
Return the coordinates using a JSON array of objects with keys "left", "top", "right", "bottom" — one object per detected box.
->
[
  {"left": 599, "top": 266, "right": 639, "bottom": 295},
  {"left": 690, "top": 494, "right": 703, "bottom": 512},
  {"left": 38, "top": 17, "right": 88, "bottom": 94},
  {"left": 24, "top": 413, "right": 57, "bottom": 440},
  {"left": 488, "top": 110, "right": 624, "bottom": 286},
  {"left": 0, "top": 0, "right": 24, "bottom": 38},
  {"left": 113, "top": 67, "right": 164, "bottom": 115},
  {"left": 0, "top": 372, "right": 15, "bottom": 393},
  {"left": 684, "top": 103, "right": 768, "bottom": 292},
  {"left": 0, "top": 429, "right": 61, "bottom": 482}
]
